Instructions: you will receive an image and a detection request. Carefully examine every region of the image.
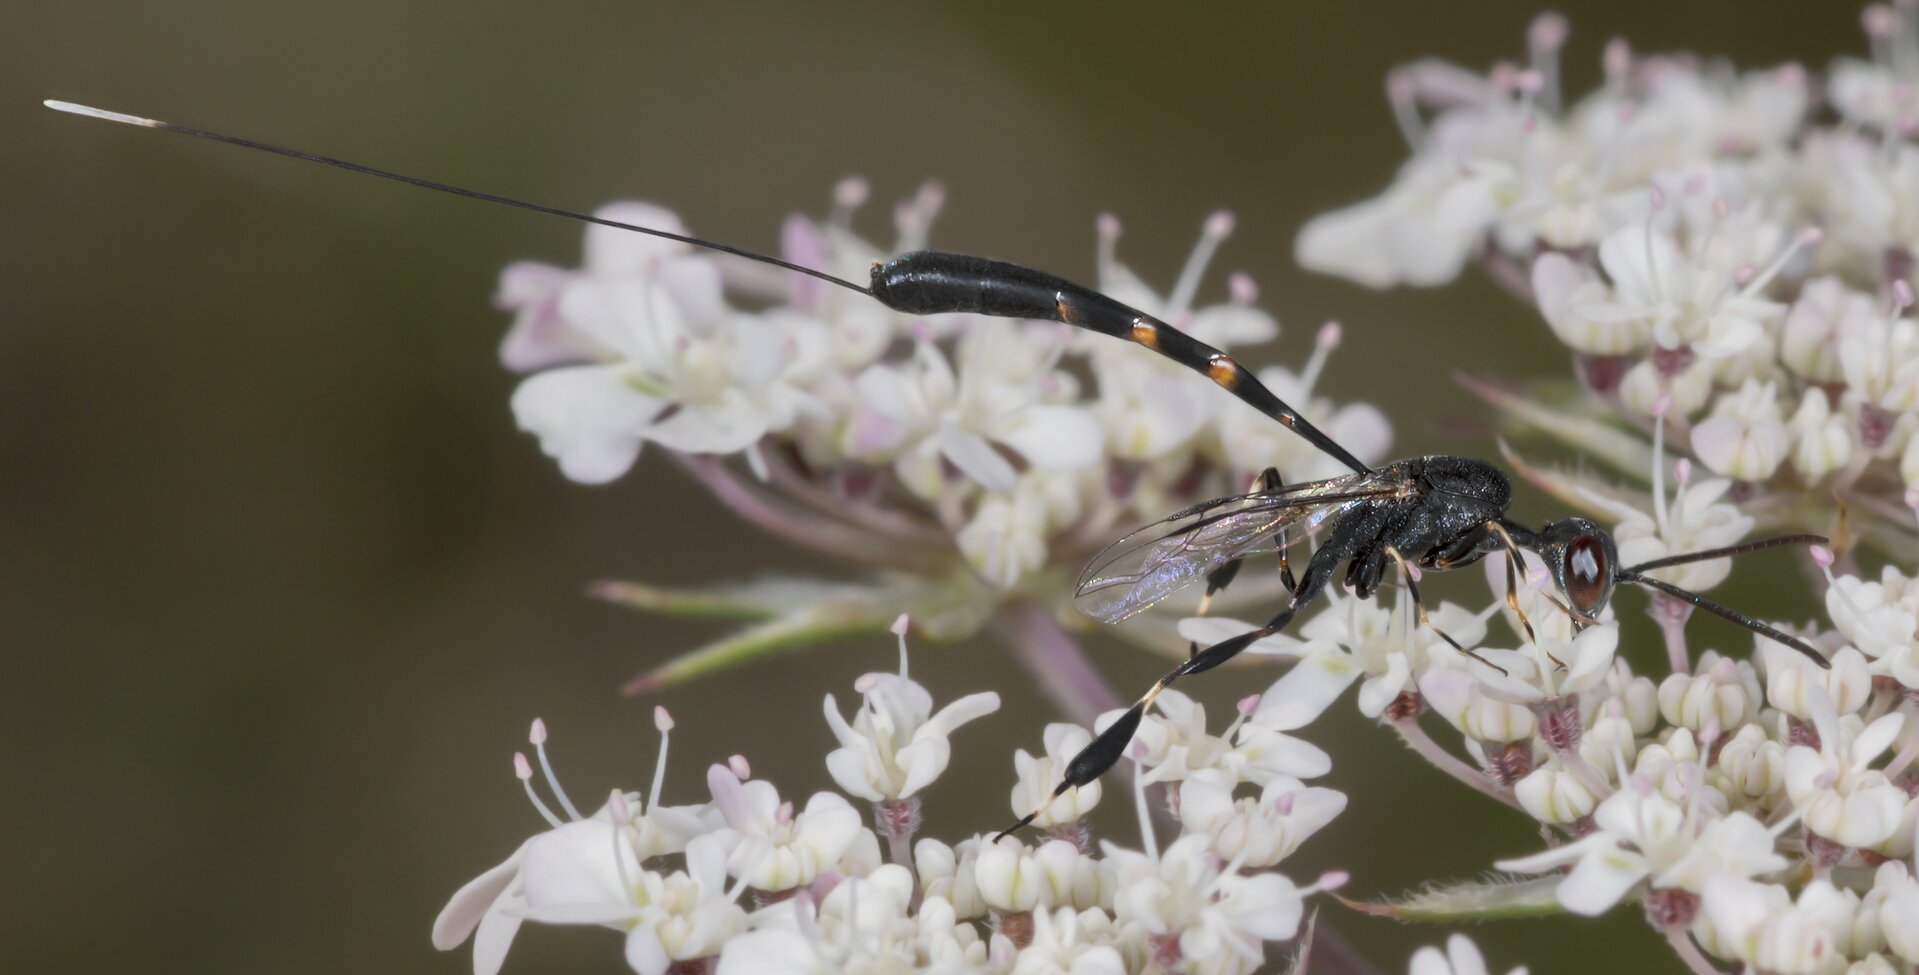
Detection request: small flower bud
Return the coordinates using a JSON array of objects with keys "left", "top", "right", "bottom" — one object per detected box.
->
[
  {"left": 1515, "top": 765, "right": 1598, "bottom": 824},
  {"left": 1659, "top": 670, "right": 1750, "bottom": 732},
  {"left": 1712, "top": 724, "right": 1787, "bottom": 803},
  {"left": 975, "top": 840, "right": 1045, "bottom": 913}
]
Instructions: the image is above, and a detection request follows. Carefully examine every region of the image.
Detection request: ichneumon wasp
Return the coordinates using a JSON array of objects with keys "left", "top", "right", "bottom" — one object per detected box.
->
[{"left": 43, "top": 100, "right": 1832, "bottom": 839}]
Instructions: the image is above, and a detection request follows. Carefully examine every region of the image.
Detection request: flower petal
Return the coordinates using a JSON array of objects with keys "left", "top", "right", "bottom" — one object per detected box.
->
[{"left": 938, "top": 425, "right": 1018, "bottom": 492}]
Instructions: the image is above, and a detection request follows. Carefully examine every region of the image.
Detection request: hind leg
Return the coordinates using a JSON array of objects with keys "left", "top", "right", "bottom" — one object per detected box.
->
[{"left": 996, "top": 535, "right": 1349, "bottom": 839}]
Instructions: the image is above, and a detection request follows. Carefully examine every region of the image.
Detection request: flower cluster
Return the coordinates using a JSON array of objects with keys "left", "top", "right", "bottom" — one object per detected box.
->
[
  {"left": 455, "top": 7, "right": 1919, "bottom": 973},
  {"left": 434, "top": 621, "right": 1347, "bottom": 975},
  {"left": 1300, "top": 5, "right": 1919, "bottom": 554},
  {"left": 496, "top": 179, "right": 1393, "bottom": 694},
  {"left": 1167, "top": 399, "right": 1919, "bottom": 974}
]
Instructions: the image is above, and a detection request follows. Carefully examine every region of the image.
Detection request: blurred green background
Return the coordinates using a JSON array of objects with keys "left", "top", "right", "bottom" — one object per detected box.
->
[{"left": 7, "top": 2, "right": 1857, "bottom": 972}]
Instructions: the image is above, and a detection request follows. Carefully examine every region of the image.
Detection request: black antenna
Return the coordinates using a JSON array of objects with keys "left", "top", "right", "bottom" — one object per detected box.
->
[{"left": 42, "top": 100, "right": 872, "bottom": 297}]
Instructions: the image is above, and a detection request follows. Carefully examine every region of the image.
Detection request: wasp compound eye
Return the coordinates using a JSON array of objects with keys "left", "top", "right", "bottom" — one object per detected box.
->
[{"left": 1562, "top": 533, "right": 1611, "bottom": 613}]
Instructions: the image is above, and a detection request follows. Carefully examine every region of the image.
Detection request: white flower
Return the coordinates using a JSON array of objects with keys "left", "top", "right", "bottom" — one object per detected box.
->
[
  {"left": 1784, "top": 690, "right": 1909, "bottom": 849},
  {"left": 1408, "top": 933, "right": 1527, "bottom": 975},
  {"left": 1472, "top": 621, "right": 1620, "bottom": 706},
  {"left": 1419, "top": 668, "right": 1535, "bottom": 744},
  {"left": 1532, "top": 251, "right": 1651, "bottom": 356},
  {"left": 1783, "top": 277, "right": 1879, "bottom": 384},
  {"left": 1295, "top": 152, "right": 1492, "bottom": 289},
  {"left": 822, "top": 623, "right": 1000, "bottom": 802},
  {"left": 1765, "top": 644, "right": 1874, "bottom": 722},
  {"left": 917, "top": 837, "right": 988, "bottom": 920},
  {"left": 435, "top": 717, "right": 711, "bottom": 975},
  {"left": 973, "top": 838, "right": 1090, "bottom": 914},
  {"left": 718, "top": 865, "right": 956, "bottom": 975},
  {"left": 1103, "top": 833, "right": 1312, "bottom": 975},
  {"left": 1188, "top": 589, "right": 1489, "bottom": 720},
  {"left": 706, "top": 766, "right": 866, "bottom": 892},
  {"left": 1701, "top": 877, "right": 1870, "bottom": 975},
  {"left": 1092, "top": 354, "right": 1211, "bottom": 464},
  {"left": 1658, "top": 654, "right": 1753, "bottom": 733},
  {"left": 1103, "top": 688, "right": 1329, "bottom": 786},
  {"left": 1691, "top": 379, "right": 1790, "bottom": 481},
  {"left": 1619, "top": 354, "right": 1715, "bottom": 417},
  {"left": 1840, "top": 314, "right": 1919, "bottom": 416},
  {"left": 511, "top": 267, "right": 824, "bottom": 483},
  {"left": 1498, "top": 782, "right": 1785, "bottom": 915},
  {"left": 1825, "top": 568, "right": 1919, "bottom": 687},
  {"left": 854, "top": 331, "right": 1099, "bottom": 497},
  {"left": 1876, "top": 861, "right": 1919, "bottom": 964},
  {"left": 1011, "top": 724, "right": 1103, "bottom": 829},
  {"left": 516, "top": 828, "right": 747, "bottom": 975},
  {"left": 1790, "top": 389, "right": 1856, "bottom": 480},
  {"left": 1552, "top": 219, "right": 1785, "bottom": 364},
  {"left": 956, "top": 479, "right": 1053, "bottom": 589},
  {"left": 1586, "top": 472, "right": 1752, "bottom": 593},
  {"left": 1176, "top": 769, "right": 1345, "bottom": 868},
  {"left": 496, "top": 202, "right": 723, "bottom": 373},
  {"left": 1514, "top": 764, "right": 1598, "bottom": 825},
  {"left": 1711, "top": 723, "right": 1789, "bottom": 808},
  {"left": 1009, "top": 908, "right": 1126, "bottom": 975}
]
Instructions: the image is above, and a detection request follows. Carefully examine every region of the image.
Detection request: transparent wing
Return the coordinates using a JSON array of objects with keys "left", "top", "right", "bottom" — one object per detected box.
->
[{"left": 1073, "top": 473, "right": 1407, "bottom": 623}]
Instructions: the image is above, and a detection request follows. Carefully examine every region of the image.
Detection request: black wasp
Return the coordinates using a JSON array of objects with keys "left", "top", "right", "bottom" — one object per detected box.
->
[{"left": 46, "top": 101, "right": 1832, "bottom": 838}]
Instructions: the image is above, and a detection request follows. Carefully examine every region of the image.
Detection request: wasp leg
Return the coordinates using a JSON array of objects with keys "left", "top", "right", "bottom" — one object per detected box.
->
[
  {"left": 1259, "top": 467, "right": 1300, "bottom": 595},
  {"left": 1486, "top": 520, "right": 1541, "bottom": 647},
  {"left": 1384, "top": 546, "right": 1504, "bottom": 676},
  {"left": 1188, "top": 468, "right": 1290, "bottom": 661},
  {"left": 995, "top": 532, "right": 1348, "bottom": 840}
]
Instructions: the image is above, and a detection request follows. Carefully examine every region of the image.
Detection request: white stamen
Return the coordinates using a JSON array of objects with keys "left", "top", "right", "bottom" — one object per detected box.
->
[
  {"left": 1297, "top": 322, "right": 1342, "bottom": 394},
  {"left": 1527, "top": 12, "right": 1568, "bottom": 113},
  {"left": 1166, "top": 211, "right": 1235, "bottom": 319},
  {"left": 529, "top": 719, "right": 583, "bottom": 821},
  {"left": 515, "top": 752, "right": 564, "bottom": 828},
  {"left": 607, "top": 790, "right": 635, "bottom": 894},
  {"left": 893, "top": 615, "right": 911, "bottom": 679},
  {"left": 1651, "top": 401, "right": 1673, "bottom": 542},
  {"left": 1604, "top": 39, "right": 1632, "bottom": 86},
  {"left": 1095, "top": 213, "right": 1122, "bottom": 284},
  {"left": 729, "top": 754, "right": 751, "bottom": 780},
  {"left": 1737, "top": 227, "right": 1823, "bottom": 299},
  {"left": 830, "top": 177, "right": 869, "bottom": 234},
  {"left": 1131, "top": 744, "right": 1159, "bottom": 861},
  {"left": 1387, "top": 69, "right": 1427, "bottom": 149},
  {"left": 648, "top": 710, "right": 673, "bottom": 817}
]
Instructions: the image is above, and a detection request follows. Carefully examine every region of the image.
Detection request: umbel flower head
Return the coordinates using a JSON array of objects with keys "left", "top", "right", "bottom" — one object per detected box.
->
[
  {"left": 508, "top": 184, "right": 1394, "bottom": 697},
  {"left": 435, "top": 628, "right": 1345, "bottom": 975},
  {"left": 453, "top": 7, "right": 1919, "bottom": 975}
]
